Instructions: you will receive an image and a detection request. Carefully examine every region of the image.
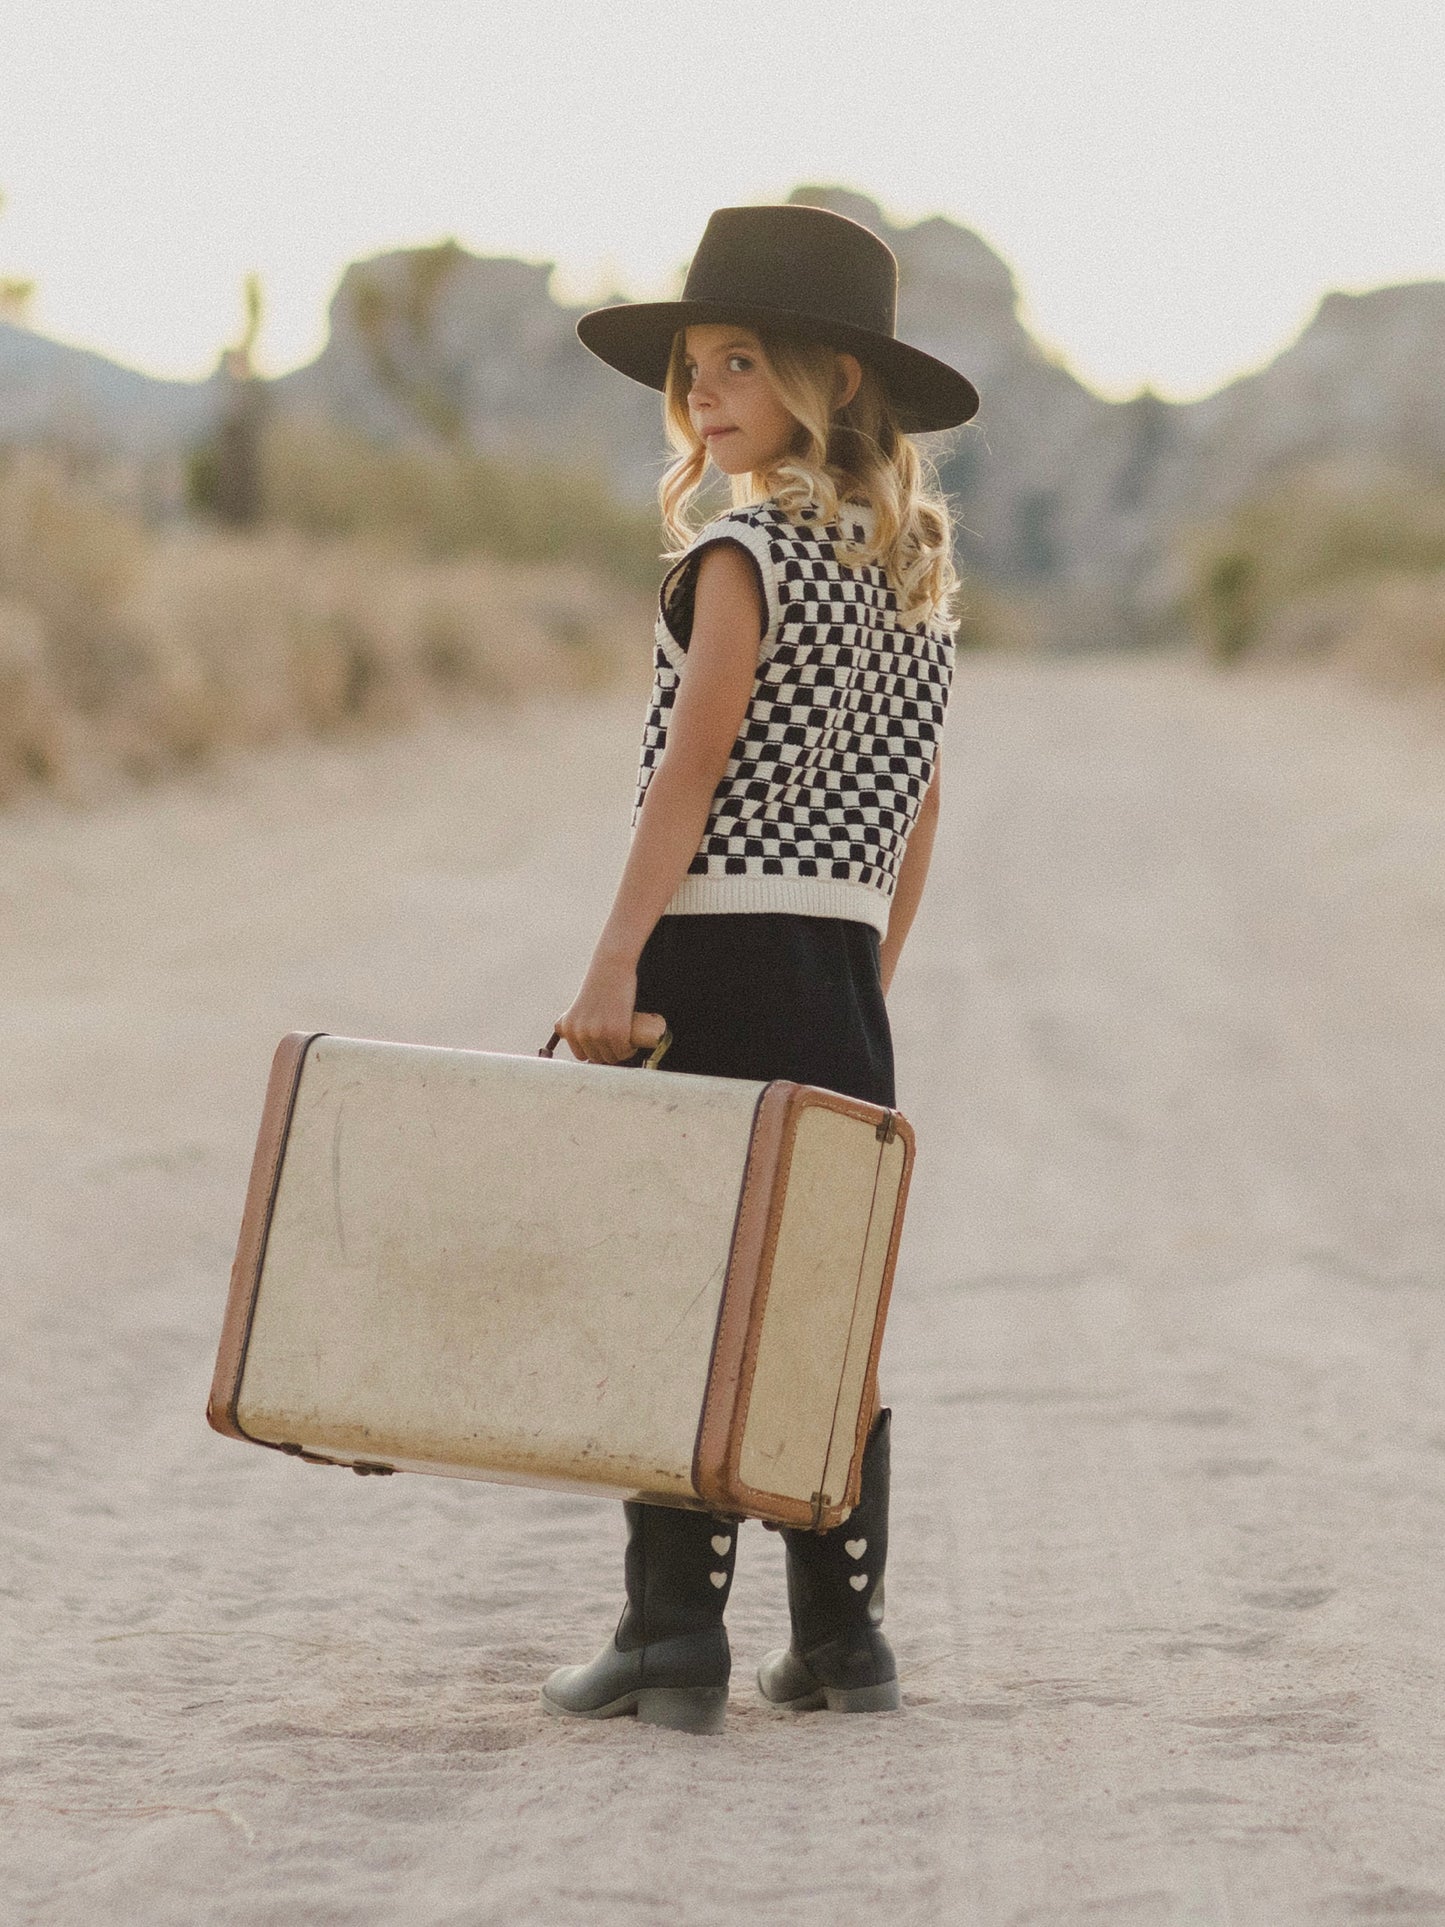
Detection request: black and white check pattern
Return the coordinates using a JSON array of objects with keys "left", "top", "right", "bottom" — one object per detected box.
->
[{"left": 632, "top": 497, "right": 955, "bottom": 935}]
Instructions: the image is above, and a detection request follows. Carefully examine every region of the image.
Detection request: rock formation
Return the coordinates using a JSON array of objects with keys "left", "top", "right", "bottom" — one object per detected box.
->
[{"left": 2, "top": 188, "right": 1441, "bottom": 650}]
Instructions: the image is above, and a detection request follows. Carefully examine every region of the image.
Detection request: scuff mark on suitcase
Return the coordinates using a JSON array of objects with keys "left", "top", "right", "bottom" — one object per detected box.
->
[{"left": 657, "top": 1261, "right": 726, "bottom": 1348}]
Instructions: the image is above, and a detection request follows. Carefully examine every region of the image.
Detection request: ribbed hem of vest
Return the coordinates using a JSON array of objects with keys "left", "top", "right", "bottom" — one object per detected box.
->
[{"left": 661, "top": 876, "right": 891, "bottom": 934}]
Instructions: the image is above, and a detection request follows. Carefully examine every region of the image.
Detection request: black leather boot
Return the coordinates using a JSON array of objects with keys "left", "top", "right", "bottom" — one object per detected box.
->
[
  {"left": 757, "top": 1407, "right": 900, "bottom": 1712},
  {"left": 542, "top": 1500, "right": 738, "bottom": 1734}
]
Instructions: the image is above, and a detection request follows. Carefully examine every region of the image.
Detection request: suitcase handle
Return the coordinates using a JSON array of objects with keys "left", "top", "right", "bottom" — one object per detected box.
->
[{"left": 539, "top": 1022, "right": 673, "bottom": 1069}]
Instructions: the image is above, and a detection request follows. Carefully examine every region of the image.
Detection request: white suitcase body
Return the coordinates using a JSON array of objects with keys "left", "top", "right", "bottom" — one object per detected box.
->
[{"left": 209, "top": 1032, "right": 914, "bottom": 1527}]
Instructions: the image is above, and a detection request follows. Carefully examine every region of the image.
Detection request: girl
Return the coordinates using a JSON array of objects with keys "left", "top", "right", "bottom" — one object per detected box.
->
[{"left": 542, "top": 202, "right": 979, "bottom": 1733}]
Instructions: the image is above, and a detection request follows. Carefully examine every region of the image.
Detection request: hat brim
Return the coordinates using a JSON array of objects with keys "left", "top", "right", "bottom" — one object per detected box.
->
[{"left": 576, "top": 299, "right": 979, "bottom": 433}]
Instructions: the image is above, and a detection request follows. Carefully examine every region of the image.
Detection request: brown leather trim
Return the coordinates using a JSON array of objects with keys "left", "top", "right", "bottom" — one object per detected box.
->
[
  {"left": 206, "top": 1032, "right": 324, "bottom": 1442},
  {"left": 692, "top": 1079, "right": 799, "bottom": 1512},
  {"left": 696, "top": 1085, "right": 914, "bottom": 1529}
]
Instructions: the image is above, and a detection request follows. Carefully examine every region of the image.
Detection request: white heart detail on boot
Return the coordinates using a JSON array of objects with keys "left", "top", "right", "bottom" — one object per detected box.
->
[
  {"left": 844, "top": 1539, "right": 867, "bottom": 1560},
  {"left": 711, "top": 1535, "right": 732, "bottom": 1556},
  {"left": 849, "top": 1573, "right": 869, "bottom": 1592},
  {"left": 710, "top": 1571, "right": 728, "bottom": 1589}
]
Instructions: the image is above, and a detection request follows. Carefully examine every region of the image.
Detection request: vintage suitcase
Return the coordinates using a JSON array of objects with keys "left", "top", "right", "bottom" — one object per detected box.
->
[{"left": 208, "top": 1029, "right": 915, "bottom": 1528}]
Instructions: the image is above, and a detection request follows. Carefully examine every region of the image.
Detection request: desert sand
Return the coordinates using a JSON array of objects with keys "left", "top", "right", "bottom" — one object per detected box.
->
[{"left": 2, "top": 650, "right": 1444, "bottom": 1925}]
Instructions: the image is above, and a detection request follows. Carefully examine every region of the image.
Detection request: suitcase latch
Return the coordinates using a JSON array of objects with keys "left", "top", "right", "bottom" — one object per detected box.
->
[{"left": 875, "top": 1111, "right": 897, "bottom": 1143}]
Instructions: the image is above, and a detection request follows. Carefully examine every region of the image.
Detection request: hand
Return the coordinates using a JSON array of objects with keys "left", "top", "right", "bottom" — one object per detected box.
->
[{"left": 553, "top": 953, "right": 667, "bottom": 1066}]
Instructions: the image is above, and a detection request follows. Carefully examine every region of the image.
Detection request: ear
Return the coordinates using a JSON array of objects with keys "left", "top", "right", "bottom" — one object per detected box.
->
[{"left": 834, "top": 351, "right": 863, "bottom": 410}]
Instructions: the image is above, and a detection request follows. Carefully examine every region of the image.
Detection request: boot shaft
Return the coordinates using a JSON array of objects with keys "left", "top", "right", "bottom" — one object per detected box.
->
[
  {"left": 617, "top": 1499, "right": 738, "bottom": 1650},
  {"left": 780, "top": 1407, "right": 892, "bottom": 1654}
]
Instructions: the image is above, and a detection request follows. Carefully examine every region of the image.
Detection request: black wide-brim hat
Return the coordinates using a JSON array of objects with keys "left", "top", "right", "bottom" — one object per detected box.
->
[{"left": 576, "top": 203, "right": 980, "bottom": 434}]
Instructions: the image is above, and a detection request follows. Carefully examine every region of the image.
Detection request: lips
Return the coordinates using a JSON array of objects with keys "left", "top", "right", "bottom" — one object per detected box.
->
[{"left": 703, "top": 428, "right": 737, "bottom": 440}]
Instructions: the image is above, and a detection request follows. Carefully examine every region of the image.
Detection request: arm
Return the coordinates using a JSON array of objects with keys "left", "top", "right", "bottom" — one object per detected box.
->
[
  {"left": 552, "top": 542, "right": 764, "bottom": 1063},
  {"left": 877, "top": 747, "right": 942, "bottom": 998}
]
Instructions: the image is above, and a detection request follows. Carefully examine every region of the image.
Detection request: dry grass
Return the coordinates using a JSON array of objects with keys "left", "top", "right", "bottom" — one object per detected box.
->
[
  {"left": 254, "top": 414, "right": 664, "bottom": 589},
  {"left": 1178, "top": 458, "right": 1445, "bottom": 682},
  {"left": 1252, "top": 568, "right": 1445, "bottom": 689},
  {"left": 0, "top": 451, "right": 651, "bottom": 807}
]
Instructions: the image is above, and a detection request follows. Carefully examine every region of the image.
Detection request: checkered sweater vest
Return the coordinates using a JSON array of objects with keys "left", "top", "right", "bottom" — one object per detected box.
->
[{"left": 632, "top": 497, "right": 954, "bottom": 936}]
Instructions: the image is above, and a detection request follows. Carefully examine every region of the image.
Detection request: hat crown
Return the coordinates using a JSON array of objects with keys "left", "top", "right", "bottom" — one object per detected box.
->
[{"left": 680, "top": 204, "right": 899, "bottom": 341}]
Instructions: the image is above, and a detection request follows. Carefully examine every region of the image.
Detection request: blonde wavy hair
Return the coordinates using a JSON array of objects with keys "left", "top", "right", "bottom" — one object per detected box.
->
[{"left": 658, "top": 324, "right": 961, "bottom": 633}]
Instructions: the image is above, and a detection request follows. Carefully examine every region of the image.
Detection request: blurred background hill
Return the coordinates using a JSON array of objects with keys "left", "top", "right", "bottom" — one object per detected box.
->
[{"left": 2, "top": 182, "right": 1443, "bottom": 806}]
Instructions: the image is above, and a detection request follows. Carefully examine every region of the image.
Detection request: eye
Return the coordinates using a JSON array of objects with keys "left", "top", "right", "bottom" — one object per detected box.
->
[{"left": 683, "top": 353, "right": 753, "bottom": 383}]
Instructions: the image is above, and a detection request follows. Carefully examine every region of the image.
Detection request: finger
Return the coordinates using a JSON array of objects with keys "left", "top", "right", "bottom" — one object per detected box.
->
[
  {"left": 570, "top": 1028, "right": 636, "bottom": 1066},
  {"left": 553, "top": 1015, "right": 581, "bottom": 1053}
]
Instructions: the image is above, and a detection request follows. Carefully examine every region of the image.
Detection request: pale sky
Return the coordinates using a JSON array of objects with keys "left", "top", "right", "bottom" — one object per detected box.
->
[{"left": 1, "top": 0, "right": 1441, "bottom": 403}]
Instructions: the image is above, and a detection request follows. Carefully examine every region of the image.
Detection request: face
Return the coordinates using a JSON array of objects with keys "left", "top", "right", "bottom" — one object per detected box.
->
[{"left": 680, "top": 324, "right": 800, "bottom": 475}]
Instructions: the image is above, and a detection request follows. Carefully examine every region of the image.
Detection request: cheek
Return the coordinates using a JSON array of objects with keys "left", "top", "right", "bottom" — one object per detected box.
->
[{"left": 750, "top": 391, "right": 796, "bottom": 443}]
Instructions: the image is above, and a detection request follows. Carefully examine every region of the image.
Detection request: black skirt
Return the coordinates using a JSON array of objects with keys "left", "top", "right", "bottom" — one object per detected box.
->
[{"left": 630, "top": 911, "right": 895, "bottom": 1110}]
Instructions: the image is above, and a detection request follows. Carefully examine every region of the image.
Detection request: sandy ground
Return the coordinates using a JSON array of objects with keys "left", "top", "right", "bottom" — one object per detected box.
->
[{"left": 3, "top": 650, "right": 1445, "bottom": 1926}]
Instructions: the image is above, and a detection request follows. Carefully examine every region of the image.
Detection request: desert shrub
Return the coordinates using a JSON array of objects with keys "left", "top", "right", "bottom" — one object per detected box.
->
[
  {"left": 952, "top": 579, "right": 1042, "bottom": 652},
  {"left": 1182, "top": 459, "right": 1445, "bottom": 664},
  {"left": 0, "top": 597, "right": 69, "bottom": 798},
  {"left": 0, "top": 449, "right": 650, "bottom": 806},
  {"left": 0, "top": 449, "right": 147, "bottom": 712},
  {"left": 254, "top": 414, "right": 663, "bottom": 589},
  {"left": 1250, "top": 569, "right": 1445, "bottom": 688}
]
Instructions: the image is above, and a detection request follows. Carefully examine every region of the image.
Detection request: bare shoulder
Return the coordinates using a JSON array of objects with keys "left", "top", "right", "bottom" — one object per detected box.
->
[
  {"left": 664, "top": 539, "right": 768, "bottom": 773},
  {"left": 691, "top": 539, "right": 766, "bottom": 641}
]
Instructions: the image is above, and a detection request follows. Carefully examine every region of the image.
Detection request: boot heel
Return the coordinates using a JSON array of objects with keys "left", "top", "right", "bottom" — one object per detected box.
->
[
  {"left": 635, "top": 1686, "right": 729, "bottom": 1734},
  {"left": 822, "top": 1679, "right": 901, "bottom": 1713}
]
